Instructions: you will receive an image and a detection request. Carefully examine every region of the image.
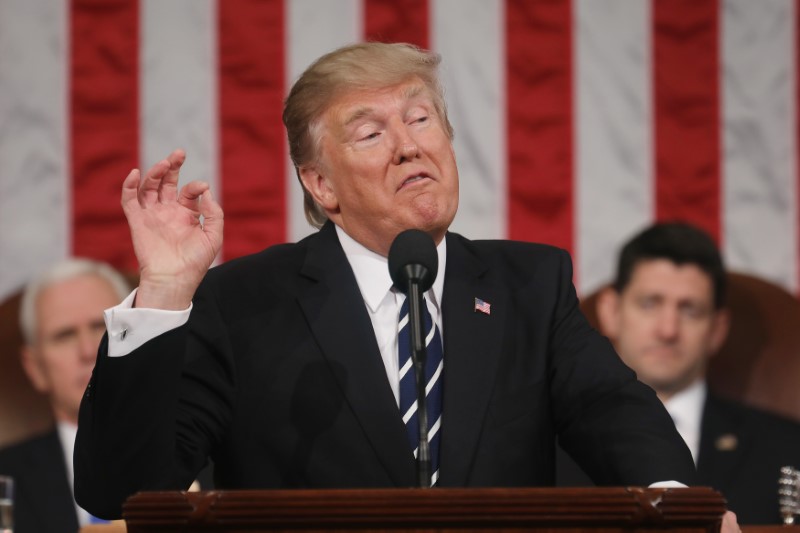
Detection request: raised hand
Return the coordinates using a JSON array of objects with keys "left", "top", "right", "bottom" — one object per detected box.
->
[{"left": 121, "top": 149, "right": 224, "bottom": 310}]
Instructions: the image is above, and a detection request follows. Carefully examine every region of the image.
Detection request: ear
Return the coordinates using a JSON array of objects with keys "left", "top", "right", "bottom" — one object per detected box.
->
[
  {"left": 20, "top": 344, "right": 49, "bottom": 394},
  {"left": 595, "top": 286, "right": 622, "bottom": 339},
  {"left": 299, "top": 165, "right": 339, "bottom": 213},
  {"left": 707, "top": 308, "right": 731, "bottom": 358}
]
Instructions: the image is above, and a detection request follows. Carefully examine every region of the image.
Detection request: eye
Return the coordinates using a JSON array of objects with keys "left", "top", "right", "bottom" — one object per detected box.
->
[
  {"left": 679, "top": 303, "right": 708, "bottom": 320},
  {"left": 637, "top": 296, "right": 659, "bottom": 310},
  {"left": 354, "top": 128, "right": 382, "bottom": 143},
  {"left": 49, "top": 328, "right": 78, "bottom": 345},
  {"left": 408, "top": 113, "right": 429, "bottom": 126}
]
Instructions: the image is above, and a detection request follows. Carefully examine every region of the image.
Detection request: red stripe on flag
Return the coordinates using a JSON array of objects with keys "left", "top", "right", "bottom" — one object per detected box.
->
[
  {"left": 506, "top": 0, "right": 574, "bottom": 254},
  {"left": 652, "top": 0, "right": 721, "bottom": 243},
  {"left": 70, "top": 0, "right": 139, "bottom": 270},
  {"left": 218, "top": 0, "right": 286, "bottom": 260},
  {"left": 363, "top": 0, "right": 429, "bottom": 48}
]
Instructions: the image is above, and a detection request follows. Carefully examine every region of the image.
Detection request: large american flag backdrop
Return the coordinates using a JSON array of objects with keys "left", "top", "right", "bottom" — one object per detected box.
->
[{"left": 1, "top": 0, "right": 799, "bottom": 303}]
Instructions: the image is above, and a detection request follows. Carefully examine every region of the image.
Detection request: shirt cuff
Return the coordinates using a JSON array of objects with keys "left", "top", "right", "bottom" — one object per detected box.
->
[
  {"left": 103, "top": 288, "right": 192, "bottom": 357},
  {"left": 648, "top": 480, "right": 688, "bottom": 488}
]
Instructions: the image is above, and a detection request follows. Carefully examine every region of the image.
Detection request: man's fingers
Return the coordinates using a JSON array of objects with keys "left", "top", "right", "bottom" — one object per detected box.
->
[
  {"left": 139, "top": 159, "right": 170, "bottom": 205},
  {"left": 121, "top": 168, "right": 141, "bottom": 209},
  {"left": 137, "top": 149, "right": 186, "bottom": 205},
  {"left": 177, "top": 180, "right": 211, "bottom": 208},
  {"left": 159, "top": 149, "right": 186, "bottom": 203}
]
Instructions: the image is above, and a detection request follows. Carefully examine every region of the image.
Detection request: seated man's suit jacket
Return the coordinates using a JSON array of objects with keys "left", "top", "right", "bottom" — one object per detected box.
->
[
  {"left": 0, "top": 429, "right": 80, "bottom": 533},
  {"left": 75, "top": 222, "right": 696, "bottom": 519},
  {"left": 557, "top": 391, "right": 800, "bottom": 524}
]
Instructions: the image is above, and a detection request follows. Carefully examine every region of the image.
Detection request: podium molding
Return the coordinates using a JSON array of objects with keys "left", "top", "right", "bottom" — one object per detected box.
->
[{"left": 123, "top": 486, "right": 725, "bottom": 532}]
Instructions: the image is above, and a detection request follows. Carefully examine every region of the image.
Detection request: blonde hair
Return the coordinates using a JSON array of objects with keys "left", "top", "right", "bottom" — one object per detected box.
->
[{"left": 283, "top": 42, "right": 454, "bottom": 229}]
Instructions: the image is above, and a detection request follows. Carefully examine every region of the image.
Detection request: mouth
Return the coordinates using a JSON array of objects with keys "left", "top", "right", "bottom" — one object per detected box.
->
[
  {"left": 398, "top": 173, "right": 432, "bottom": 190},
  {"left": 645, "top": 346, "right": 681, "bottom": 359}
]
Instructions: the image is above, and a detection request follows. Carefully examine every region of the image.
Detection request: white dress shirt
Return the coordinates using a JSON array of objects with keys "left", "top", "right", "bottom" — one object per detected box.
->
[
  {"left": 57, "top": 421, "right": 97, "bottom": 527},
  {"left": 662, "top": 379, "right": 707, "bottom": 466},
  {"left": 335, "top": 226, "right": 446, "bottom": 404}
]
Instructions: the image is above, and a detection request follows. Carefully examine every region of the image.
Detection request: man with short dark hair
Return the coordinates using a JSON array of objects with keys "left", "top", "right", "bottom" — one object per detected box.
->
[{"left": 558, "top": 222, "right": 800, "bottom": 524}]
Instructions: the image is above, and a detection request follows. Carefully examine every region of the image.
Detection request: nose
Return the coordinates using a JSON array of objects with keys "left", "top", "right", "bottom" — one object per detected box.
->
[
  {"left": 77, "top": 329, "right": 101, "bottom": 362},
  {"left": 391, "top": 121, "right": 419, "bottom": 165},
  {"left": 655, "top": 307, "right": 681, "bottom": 341}
]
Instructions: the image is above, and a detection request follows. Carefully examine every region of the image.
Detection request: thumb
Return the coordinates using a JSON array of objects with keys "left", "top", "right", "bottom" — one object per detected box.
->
[{"left": 198, "top": 188, "right": 224, "bottom": 241}]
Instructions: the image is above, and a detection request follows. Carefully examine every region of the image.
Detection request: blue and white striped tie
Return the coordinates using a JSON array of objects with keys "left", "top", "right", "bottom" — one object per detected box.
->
[{"left": 398, "top": 296, "right": 443, "bottom": 486}]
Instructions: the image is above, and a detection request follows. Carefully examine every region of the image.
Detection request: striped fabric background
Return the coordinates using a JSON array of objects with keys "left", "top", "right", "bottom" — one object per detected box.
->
[{"left": 1, "top": 0, "right": 798, "bottom": 303}]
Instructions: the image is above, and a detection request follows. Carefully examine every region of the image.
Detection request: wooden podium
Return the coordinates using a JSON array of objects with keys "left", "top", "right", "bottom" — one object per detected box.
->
[{"left": 122, "top": 486, "right": 726, "bottom": 532}]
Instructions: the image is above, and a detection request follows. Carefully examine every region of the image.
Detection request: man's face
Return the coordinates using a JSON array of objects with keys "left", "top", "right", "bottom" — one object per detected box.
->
[
  {"left": 600, "top": 259, "right": 729, "bottom": 400},
  {"left": 300, "top": 79, "right": 459, "bottom": 256},
  {"left": 22, "top": 273, "right": 121, "bottom": 424}
]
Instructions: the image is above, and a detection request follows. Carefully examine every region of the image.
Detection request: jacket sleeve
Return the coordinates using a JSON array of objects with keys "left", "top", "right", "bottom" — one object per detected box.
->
[
  {"left": 74, "top": 280, "right": 234, "bottom": 519},
  {"left": 546, "top": 248, "right": 697, "bottom": 487}
]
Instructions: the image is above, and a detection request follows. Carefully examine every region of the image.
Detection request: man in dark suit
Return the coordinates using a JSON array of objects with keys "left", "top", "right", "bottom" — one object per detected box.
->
[
  {"left": 0, "top": 258, "right": 130, "bottom": 532},
  {"left": 556, "top": 222, "right": 800, "bottom": 524},
  {"left": 75, "top": 42, "right": 710, "bottom": 522}
]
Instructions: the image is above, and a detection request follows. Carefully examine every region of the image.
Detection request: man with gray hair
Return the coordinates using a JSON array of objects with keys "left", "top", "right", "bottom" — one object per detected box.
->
[{"left": 0, "top": 258, "right": 129, "bottom": 532}]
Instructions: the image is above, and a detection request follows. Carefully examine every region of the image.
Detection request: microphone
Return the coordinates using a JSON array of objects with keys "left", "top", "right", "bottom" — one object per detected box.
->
[{"left": 388, "top": 229, "right": 438, "bottom": 488}]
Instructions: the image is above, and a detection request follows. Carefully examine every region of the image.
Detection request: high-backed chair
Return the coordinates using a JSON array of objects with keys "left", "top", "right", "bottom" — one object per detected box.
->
[
  {"left": 0, "top": 291, "right": 51, "bottom": 449},
  {"left": 580, "top": 272, "right": 800, "bottom": 423}
]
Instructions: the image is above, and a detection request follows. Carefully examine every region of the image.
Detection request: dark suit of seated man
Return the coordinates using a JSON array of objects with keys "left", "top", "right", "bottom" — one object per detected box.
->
[
  {"left": 74, "top": 42, "right": 732, "bottom": 528},
  {"left": 0, "top": 258, "right": 130, "bottom": 532},
  {"left": 556, "top": 222, "right": 800, "bottom": 524}
]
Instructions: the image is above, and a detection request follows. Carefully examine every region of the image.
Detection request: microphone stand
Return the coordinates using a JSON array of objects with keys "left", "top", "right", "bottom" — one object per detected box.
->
[{"left": 405, "top": 276, "right": 431, "bottom": 488}]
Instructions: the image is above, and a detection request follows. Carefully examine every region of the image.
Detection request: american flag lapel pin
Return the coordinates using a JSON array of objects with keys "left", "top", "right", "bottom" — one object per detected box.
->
[{"left": 474, "top": 297, "right": 491, "bottom": 315}]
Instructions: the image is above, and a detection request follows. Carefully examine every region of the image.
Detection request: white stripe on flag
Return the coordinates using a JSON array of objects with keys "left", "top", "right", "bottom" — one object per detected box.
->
[
  {"left": 286, "top": 0, "right": 362, "bottom": 243},
  {"left": 575, "top": 0, "right": 652, "bottom": 295},
  {"left": 722, "top": 0, "right": 798, "bottom": 292},
  {"left": 433, "top": 0, "right": 506, "bottom": 240},
  {"left": 0, "top": 0, "right": 69, "bottom": 302},
  {"left": 141, "top": 0, "right": 219, "bottom": 198}
]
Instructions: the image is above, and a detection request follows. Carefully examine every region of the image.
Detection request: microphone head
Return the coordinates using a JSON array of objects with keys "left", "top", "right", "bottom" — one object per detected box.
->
[{"left": 388, "top": 229, "right": 438, "bottom": 293}]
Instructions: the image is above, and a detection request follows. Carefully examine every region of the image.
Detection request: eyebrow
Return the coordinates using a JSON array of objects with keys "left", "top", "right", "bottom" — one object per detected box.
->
[{"left": 341, "top": 83, "right": 427, "bottom": 127}]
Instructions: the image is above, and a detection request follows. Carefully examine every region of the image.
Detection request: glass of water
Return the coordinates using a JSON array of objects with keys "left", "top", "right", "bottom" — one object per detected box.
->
[{"left": 0, "top": 476, "right": 11, "bottom": 533}]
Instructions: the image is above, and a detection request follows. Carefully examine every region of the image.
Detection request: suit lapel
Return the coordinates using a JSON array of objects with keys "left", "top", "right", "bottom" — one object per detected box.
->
[
  {"left": 697, "top": 394, "right": 750, "bottom": 487},
  {"left": 296, "top": 223, "right": 416, "bottom": 486},
  {"left": 438, "top": 234, "right": 506, "bottom": 486}
]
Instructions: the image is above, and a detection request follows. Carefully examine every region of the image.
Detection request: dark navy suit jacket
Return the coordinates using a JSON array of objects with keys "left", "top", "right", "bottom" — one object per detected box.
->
[
  {"left": 557, "top": 391, "right": 800, "bottom": 524},
  {"left": 75, "top": 222, "right": 696, "bottom": 518}
]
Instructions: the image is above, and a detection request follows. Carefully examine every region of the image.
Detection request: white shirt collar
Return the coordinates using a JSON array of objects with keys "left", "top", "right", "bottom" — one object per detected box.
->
[
  {"left": 335, "top": 225, "right": 446, "bottom": 313},
  {"left": 57, "top": 420, "right": 98, "bottom": 526},
  {"left": 662, "top": 379, "right": 706, "bottom": 464},
  {"left": 56, "top": 420, "right": 77, "bottom": 488}
]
